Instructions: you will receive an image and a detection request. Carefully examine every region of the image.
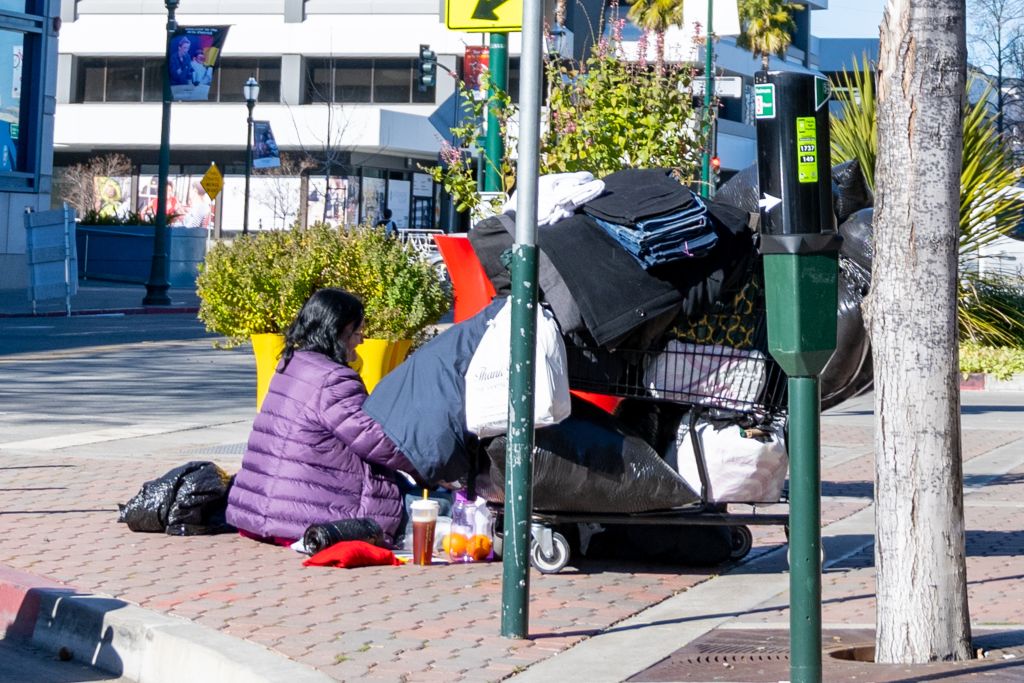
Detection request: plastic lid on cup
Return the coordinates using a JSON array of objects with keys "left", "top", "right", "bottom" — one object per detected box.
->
[{"left": 411, "top": 498, "right": 440, "bottom": 522}]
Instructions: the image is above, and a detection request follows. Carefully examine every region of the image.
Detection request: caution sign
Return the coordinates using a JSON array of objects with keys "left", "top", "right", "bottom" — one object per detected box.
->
[
  {"left": 446, "top": 0, "right": 523, "bottom": 32},
  {"left": 201, "top": 162, "right": 223, "bottom": 200}
]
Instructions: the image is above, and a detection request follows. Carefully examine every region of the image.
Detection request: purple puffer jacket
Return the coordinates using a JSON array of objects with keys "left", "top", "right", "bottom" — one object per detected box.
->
[{"left": 226, "top": 350, "right": 413, "bottom": 545}]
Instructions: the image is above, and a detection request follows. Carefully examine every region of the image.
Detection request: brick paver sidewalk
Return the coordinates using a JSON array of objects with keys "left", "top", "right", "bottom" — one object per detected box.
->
[{"left": 0, "top": 452, "right": 721, "bottom": 682}]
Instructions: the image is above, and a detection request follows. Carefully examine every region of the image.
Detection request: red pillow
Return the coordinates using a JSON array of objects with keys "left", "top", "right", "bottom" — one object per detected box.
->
[{"left": 302, "top": 540, "right": 402, "bottom": 568}]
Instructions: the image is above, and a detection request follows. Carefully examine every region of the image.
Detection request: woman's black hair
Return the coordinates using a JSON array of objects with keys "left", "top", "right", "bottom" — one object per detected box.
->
[{"left": 280, "top": 288, "right": 364, "bottom": 369}]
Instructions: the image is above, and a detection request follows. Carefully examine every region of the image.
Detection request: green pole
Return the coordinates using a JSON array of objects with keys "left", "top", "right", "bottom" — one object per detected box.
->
[
  {"left": 500, "top": 0, "right": 542, "bottom": 639},
  {"left": 501, "top": 244, "right": 539, "bottom": 638},
  {"left": 142, "top": 0, "right": 178, "bottom": 306},
  {"left": 788, "top": 376, "right": 822, "bottom": 682},
  {"left": 700, "top": 0, "right": 714, "bottom": 199},
  {"left": 485, "top": 33, "right": 508, "bottom": 193}
]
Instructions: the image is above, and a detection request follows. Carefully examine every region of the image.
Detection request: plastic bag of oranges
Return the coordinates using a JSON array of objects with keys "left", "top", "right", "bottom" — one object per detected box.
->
[{"left": 442, "top": 493, "right": 495, "bottom": 562}]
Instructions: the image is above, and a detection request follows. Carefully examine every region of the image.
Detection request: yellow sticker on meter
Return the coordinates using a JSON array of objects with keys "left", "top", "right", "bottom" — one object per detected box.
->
[{"left": 796, "top": 117, "right": 818, "bottom": 184}]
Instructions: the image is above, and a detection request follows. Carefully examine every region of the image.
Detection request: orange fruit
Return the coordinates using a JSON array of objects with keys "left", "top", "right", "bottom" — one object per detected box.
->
[
  {"left": 467, "top": 534, "right": 493, "bottom": 562},
  {"left": 444, "top": 532, "right": 469, "bottom": 558}
]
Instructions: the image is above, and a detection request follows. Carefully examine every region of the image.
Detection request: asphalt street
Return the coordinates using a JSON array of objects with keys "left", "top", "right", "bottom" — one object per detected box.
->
[
  {"left": 0, "top": 640, "right": 131, "bottom": 682},
  {"left": 0, "top": 314, "right": 217, "bottom": 356}
]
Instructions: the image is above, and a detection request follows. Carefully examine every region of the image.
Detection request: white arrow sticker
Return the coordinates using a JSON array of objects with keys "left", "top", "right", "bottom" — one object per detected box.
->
[{"left": 758, "top": 193, "right": 782, "bottom": 211}]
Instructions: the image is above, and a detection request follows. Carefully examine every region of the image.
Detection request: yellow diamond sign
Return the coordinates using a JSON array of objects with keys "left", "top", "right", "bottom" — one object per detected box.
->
[
  {"left": 446, "top": 0, "right": 522, "bottom": 32},
  {"left": 200, "top": 162, "right": 223, "bottom": 200}
]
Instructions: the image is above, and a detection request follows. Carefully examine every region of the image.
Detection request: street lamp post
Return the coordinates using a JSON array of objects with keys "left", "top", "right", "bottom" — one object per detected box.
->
[
  {"left": 242, "top": 76, "right": 260, "bottom": 236},
  {"left": 142, "top": 0, "right": 179, "bottom": 306}
]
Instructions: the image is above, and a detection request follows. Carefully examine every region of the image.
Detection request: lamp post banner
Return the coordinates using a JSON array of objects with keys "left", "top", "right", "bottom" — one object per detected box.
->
[
  {"left": 167, "top": 26, "right": 230, "bottom": 102},
  {"left": 252, "top": 121, "right": 281, "bottom": 169}
]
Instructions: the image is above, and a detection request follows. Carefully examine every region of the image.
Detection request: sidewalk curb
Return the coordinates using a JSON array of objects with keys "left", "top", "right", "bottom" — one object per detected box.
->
[
  {"left": 0, "top": 306, "right": 198, "bottom": 319},
  {"left": 0, "top": 565, "right": 331, "bottom": 683}
]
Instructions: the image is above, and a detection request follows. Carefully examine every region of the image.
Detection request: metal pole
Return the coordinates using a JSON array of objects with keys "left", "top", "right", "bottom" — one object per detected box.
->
[
  {"left": 142, "top": 0, "right": 178, "bottom": 306},
  {"left": 788, "top": 376, "right": 822, "bottom": 682},
  {"left": 243, "top": 99, "right": 255, "bottom": 235},
  {"left": 485, "top": 32, "right": 508, "bottom": 193},
  {"left": 501, "top": 0, "right": 542, "bottom": 639},
  {"left": 700, "top": 0, "right": 715, "bottom": 198}
]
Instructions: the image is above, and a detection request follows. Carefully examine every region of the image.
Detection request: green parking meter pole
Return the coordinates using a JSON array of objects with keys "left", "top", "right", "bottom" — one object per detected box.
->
[
  {"left": 754, "top": 70, "right": 839, "bottom": 683},
  {"left": 500, "top": 0, "right": 541, "bottom": 640},
  {"left": 485, "top": 33, "right": 508, "bottom": 193},
  {"left": 699, "top": 0, "right": 714, "bottom": 199}
]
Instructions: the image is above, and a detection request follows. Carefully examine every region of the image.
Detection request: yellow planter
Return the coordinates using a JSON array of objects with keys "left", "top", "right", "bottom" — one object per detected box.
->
[
  {"left": 352, "top": 338, "right": 413, "bottom": 393},
  {"left": 252, "top": 333, "right": 286, "bottom": 411},
  {"left": 251, "top": 334, "right": 411, "bottom": 409}
]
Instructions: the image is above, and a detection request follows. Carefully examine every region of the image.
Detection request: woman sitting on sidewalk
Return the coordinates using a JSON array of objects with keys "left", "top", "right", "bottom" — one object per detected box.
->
[{"left": 226, "top": 288, "right": 417, "bottom": 547}]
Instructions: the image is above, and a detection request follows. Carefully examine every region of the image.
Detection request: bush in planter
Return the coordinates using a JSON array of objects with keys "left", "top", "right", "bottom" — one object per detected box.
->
[{"left": 196, "top": 223, "right": 451, "bottom": 347}]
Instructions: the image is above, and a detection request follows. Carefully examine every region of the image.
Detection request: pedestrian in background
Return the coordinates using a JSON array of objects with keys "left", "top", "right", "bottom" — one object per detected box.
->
[{"left": 376, "top": 208, "right": 398, "bottom": 238}]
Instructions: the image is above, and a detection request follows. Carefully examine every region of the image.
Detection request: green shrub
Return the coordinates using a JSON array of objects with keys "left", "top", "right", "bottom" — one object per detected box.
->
[
  {"left": 960, "top": 343, "right": 1024, "bottom": 381},
  {"left": 196, "top": 224, "right": 451, "bottom": 346}
]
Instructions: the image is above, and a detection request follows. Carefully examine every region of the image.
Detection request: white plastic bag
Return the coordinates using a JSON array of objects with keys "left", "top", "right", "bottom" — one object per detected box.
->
[
  {"left": 465, "top": 298, "right": 571, "bottom": 437},
  {"left": 666, "top": 418, "right": 788, "bottom": 503}
]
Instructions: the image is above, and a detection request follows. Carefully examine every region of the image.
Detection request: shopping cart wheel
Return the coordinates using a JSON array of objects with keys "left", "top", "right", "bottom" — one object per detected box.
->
[
  {"left": 530, "top": 531, "right": 570, "bottom": 574},
  {"left": 729, "top": 526, "right": 753, "bottom": 560}
]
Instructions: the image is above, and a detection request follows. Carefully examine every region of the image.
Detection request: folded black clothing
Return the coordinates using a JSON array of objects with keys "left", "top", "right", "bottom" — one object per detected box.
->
[
  {"left": 583, "top": 168, "right": 698, "bottom": 227},
  {"left": 302, "top": 518, "right": 385, "bottom": 554},
  {"left": 469, "top": 211, "right": 585, "bottom": 334},
  {"left": 539, "top": 213, "right": 683, "bottom": 349}
]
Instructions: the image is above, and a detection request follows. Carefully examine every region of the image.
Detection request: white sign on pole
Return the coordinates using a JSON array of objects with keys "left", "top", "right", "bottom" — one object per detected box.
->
[
  {"left": 689, "top": 76, "right": 744, "bottom": 98},
  {"left": 25, "top": 204, "right": 78, "bottom": 315}
]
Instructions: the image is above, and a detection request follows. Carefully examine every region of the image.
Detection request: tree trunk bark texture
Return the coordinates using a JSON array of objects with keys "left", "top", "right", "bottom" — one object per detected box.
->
[{"left": 871, "top": 0, "right": 973, "bottom": 664}]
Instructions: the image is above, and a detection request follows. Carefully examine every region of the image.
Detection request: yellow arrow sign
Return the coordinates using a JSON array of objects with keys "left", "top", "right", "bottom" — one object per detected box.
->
[
  {"left": 200, "top": 162, "right": 223, "bottom": 200},
  {"left": 446, "top": 0, "right": 522, "bottom": 32}
]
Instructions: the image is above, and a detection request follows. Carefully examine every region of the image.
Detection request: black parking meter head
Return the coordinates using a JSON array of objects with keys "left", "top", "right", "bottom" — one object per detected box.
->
[
  {"left": 754, "top": 70, "right": 838, "bottom": 253},
  {"left": 754, "top": 70, "right": 841, "bottom": 379}
]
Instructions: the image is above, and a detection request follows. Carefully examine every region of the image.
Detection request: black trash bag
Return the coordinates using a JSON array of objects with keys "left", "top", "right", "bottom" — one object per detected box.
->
[
  {"left": 831, "top": 159, "right": 874, "bottom": 224},
  {"left": 581, "top": 523, "right": 734, "bottom": 566},
  {"left": 838, "top": 207, "right": 874, "bottom": 274},
  {"left": 302, "top": 518, "right": 385, "bottom": 555},
  {"left": 613, "top": 398, "right": 690, "bottom": 456},
  {"left": 477, "top": 399, "right": 699, "bottom": 513},
  {"left": 713, "top": 163, "right": 760, "bottom": 214},
  {"left": 820, "top": 261, "right": 872, "bottom": 409},
  {"left": 118, "top": 461, "right": 233, "bottom": 535}
]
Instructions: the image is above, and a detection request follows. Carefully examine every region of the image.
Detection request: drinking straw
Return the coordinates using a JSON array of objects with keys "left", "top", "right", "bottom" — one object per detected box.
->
[{"left": 422, "top": 488, "right": 429, "bottom": 501}]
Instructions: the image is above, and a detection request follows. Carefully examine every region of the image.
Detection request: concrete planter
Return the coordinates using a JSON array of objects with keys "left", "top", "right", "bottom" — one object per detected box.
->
[
  {"left": 76, "top": 224, "right": 207, "bottom": 287},
  {"left": 960, "top": 372, "right": 1024, "bottom": 391}
]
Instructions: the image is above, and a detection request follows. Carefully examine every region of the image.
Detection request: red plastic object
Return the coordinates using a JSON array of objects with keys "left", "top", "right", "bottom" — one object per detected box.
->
[
  {"left": 433, "top": 232, "right": 621, "bottom": 414},
  {"left": 571, "top": 390, "right": 623, "bottom": 414},
  {"left": 433, "top": 234, "right": 496, "bottom": 323}
]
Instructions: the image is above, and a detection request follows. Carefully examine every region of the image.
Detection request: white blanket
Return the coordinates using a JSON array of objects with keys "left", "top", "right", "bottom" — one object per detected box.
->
[
  {"left": 503, "top": 171, "right": 605, "bottom": 226},
  {"left": 644, "top": 341, "right": 766, "bottom": 411}
]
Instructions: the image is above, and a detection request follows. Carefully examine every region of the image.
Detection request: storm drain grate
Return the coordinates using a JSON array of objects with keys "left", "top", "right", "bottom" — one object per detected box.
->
[
  {"left": 177, "top": 442, "right": 247, "bottom": 456},
  {"left": 681, "top": 652, "right": 790, "bottom": 665}
]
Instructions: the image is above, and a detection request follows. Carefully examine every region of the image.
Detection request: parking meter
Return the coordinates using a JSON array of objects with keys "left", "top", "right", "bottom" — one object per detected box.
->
[{"left": 754, "top": 70, "right": 840, "bottom": 683}]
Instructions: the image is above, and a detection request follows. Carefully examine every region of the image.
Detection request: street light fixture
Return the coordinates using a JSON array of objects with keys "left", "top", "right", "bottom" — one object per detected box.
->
[{"left": 242, "top": 76, "right": 260, "bottom": 236}]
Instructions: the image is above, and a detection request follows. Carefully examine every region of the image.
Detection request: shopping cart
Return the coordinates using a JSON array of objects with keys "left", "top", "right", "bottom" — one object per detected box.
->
[{"left": 492, "top": 261, "right": 793, "bottom": 573}]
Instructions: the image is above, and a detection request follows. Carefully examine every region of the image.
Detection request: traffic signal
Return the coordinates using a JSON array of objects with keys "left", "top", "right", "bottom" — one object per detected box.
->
[
  {"left": 710, "top": 155, "right": 721, "bottom": 185},
  {"left": 418, "top": 44, "right": 437, "bottom": 92}
]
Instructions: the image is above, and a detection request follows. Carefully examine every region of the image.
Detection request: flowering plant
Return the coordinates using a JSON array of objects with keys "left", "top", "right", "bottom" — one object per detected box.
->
[{"left": 425, "top": 15, "right": 709, "bottom": 218}]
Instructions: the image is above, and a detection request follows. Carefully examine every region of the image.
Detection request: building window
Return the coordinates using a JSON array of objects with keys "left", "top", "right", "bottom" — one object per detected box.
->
[
  {"left": 75, "top": 57, "right": 281, "bottom": 103},
  {"left": 215, "top": 58, "right": 281, "bottom": 103},
  {"left": 0, "top": 0, "right": 53, "bottom": 190},
  {"left": 304, "top": 58, "right": 435, "bottom": 104}
]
